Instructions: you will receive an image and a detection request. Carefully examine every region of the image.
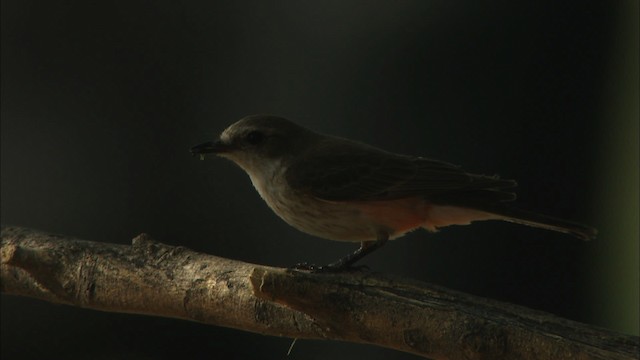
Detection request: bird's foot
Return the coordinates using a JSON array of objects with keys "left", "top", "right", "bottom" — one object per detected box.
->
[
  {"left": 290, "top": 262, "right": 325, "bottom": 272},
  {"left": 289, "top": 262, "right": 369, "bottom": 273}
]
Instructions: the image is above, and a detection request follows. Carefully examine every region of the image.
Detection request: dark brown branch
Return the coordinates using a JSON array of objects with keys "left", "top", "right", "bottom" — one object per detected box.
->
[{"left": 1, "top": 226, "right": 637, "bottom": 359}]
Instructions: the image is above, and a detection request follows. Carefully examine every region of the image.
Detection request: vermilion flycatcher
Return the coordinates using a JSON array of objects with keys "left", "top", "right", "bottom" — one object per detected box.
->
[{"left": 191, "top": 115, "right": 596, "bottom": 270}]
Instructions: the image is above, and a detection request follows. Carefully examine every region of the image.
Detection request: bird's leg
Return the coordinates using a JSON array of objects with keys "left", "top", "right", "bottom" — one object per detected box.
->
[
  {"left": 291, "top": 232, "right": 389, "bottom": 272},
  {"left": 324, "top": 232, "right": 389, "bottom": 271}
]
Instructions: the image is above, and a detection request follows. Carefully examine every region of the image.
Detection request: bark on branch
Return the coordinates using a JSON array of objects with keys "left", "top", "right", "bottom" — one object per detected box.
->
[{"left": 1, "top": 226, "right": 637, "bottom": 359}]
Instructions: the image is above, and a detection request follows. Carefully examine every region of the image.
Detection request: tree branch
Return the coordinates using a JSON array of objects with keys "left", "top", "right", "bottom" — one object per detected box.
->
[{"left": 1, "top": 226, "right": 637, "bottom": 359}]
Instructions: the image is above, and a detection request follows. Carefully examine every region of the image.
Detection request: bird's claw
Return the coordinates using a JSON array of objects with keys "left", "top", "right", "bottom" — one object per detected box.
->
[
  {"left": 289, "top": 262, "right": 369, "bottom": 273},
  {"left": 290, "top": 262, "right": 326, "bottom": 272}
]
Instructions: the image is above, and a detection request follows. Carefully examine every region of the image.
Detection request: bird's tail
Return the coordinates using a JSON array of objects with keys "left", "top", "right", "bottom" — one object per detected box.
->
[{"left": 486, "top": 206, "right": 597, "bottom": 241}]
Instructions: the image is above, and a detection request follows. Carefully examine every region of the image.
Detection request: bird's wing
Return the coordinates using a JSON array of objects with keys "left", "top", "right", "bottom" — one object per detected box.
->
[{"left": 285, "top": 138, "right": 517, "bottom": 204}]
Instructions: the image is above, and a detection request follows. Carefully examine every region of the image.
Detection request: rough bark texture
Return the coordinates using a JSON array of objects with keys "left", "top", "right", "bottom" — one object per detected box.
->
[{"left": 1, "top": 226, "right": 638, "bottom": 359}]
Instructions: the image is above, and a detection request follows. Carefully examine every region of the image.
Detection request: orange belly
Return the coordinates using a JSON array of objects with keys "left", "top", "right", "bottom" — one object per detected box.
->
[
  {"left": 353, "top": 197, "right": 500, "bottom": 237},
  {"left": 352, "top": 197, "right": 428, "bottom": 237}
]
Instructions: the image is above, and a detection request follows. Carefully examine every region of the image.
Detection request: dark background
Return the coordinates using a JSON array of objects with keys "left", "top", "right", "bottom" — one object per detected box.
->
[{"left": 2, "top": 1, "right": 638, "bottom": 359}]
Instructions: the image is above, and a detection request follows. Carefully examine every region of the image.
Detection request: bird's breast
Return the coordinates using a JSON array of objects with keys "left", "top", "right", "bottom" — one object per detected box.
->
[{"left": 247, "top": 168, "right": 427, "bottom": 241}]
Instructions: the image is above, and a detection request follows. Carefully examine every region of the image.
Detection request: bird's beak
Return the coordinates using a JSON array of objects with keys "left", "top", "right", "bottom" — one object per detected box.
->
[{"left": 190, "top": 140, "right": 233, "bottom": 158}]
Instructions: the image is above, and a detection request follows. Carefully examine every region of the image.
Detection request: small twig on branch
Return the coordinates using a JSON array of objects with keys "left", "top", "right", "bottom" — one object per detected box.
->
[{"left": 1, "top": 226, "right": 638, "bottom": 359}]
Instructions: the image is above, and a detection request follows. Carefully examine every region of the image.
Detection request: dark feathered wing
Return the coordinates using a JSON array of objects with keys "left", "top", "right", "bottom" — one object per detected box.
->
[
  {"left": 284, "top": 137, "right": 596, "bottom": 241},
  {"left": 284, "top": 137, "right": 517, "bottom": 205}
]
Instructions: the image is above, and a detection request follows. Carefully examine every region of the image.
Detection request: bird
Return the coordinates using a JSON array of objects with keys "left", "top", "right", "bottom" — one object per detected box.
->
[{"left": 191, "top": 115, "right": 597, "bottom": 271}]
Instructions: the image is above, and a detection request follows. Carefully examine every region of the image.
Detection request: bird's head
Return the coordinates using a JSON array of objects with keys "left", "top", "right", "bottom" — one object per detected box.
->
[{"left": 191, "top": 115, "right": 315, "bottom": 174}]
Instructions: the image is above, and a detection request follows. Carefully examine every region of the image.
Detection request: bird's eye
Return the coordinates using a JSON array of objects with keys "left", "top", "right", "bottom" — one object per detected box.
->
[{"left": 245, "top": 130, "right": 265, "bottom": 145}]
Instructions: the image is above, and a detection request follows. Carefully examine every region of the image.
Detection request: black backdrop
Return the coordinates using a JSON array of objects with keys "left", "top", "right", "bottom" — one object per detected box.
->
[{"left": 2, "top": 1, "right": 638, "bottom": 359}]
